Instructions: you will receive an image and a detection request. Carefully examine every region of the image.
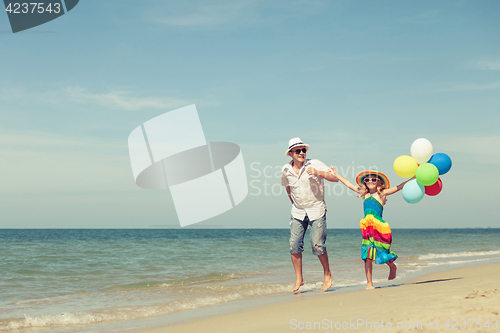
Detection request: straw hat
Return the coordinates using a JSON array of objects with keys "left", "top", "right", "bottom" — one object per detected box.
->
[{"left": 356, "top": 170, "right": 390, "bottom": 189}]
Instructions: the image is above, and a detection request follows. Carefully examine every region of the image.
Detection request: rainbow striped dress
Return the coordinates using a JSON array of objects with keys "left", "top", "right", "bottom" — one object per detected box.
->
[{"left": 360, "top": 194, "right": 398, "bottom": 264}]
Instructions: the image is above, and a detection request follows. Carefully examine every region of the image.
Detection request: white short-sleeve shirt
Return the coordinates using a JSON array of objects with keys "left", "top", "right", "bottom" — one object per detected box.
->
[{"left": 281, "top": 159, "right": 329, "bottom": 221}]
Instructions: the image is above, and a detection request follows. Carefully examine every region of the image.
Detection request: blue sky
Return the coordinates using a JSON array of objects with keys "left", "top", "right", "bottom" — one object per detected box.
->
[{"left": 1, "top": 0, "right": 499, "bottom": 228}]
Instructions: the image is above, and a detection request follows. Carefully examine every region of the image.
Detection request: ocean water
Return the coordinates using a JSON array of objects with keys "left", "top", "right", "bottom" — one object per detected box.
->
[{"left": 1, "top": 228, "right": 499, "bottom": 332}]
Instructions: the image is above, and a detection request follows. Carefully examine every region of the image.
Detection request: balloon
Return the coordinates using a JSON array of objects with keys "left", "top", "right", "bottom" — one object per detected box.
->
[
  {"left": 415, "top": 163, "right": 439, "bottom": 186},
  {"left": 393, "top": 155, "right": 418, "bottom": 178},
  {"left": 402, "top": 179, "right": 425, "bottom": 204},
  {"left": 428, "top": 153, "right": 452, "bottom": 175},
  {"left": 411, "top": 138, "right": 433, "bottom": 164},
  {"left": 425, "top": 178, "right": 442, "bottom": 196}
]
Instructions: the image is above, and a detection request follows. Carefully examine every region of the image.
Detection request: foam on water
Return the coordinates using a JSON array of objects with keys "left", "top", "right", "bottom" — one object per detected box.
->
[
  {"left": 0, "top": 282, "right": 294, "bottom": 331},
  {"left": 417, "top": 250, "right": 500, "bottom": 260},
  {"left": 105, "top": 272, "right": 242, "bottom": 291}
]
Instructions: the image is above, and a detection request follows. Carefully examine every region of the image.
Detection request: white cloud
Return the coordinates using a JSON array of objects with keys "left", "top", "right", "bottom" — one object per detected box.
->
[
  {"left": 474, "top": 59, "right": 500, "bottom": 71},
  {"left": 398, "top": 11, "right": 440, "bottom": 25},
  {"left": 66, "top": 86, "right": 190, "bottom": 111},
  {"left": 440, "top": 135, "right": 500, "bottom": 164},
  {"left": 0, "top": 85, "right": 194, "bottom": 111},
  {"left": 146, "top": 0, "right": 262, "bottom": 28},
  {"left": 145, "top": 0, "right": 327, "bottom": 28},
  {"left": 446, "top": 80, "right": 500, "bottom": 91},
  {"left": 0, "top": 132, "right": 122, "bottom": 150},
  {"left": 0, "top": 86, "right": 24, "bottom": 100},
  {"left": 299, "top": 66, "right": 328, "bottom": 72},
  {"left": 0, "top": 132, "right": 134, "bottom": 193}
]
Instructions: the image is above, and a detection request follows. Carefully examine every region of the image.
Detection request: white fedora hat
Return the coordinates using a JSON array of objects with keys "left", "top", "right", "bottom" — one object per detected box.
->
[{"left": 285, "top": 137, "right": 310, "bottom": 156}]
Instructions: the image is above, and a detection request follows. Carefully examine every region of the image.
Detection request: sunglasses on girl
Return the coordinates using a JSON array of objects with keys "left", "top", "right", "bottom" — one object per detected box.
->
[
  {"left": 364, "top": 177, "right": 380, "bottom": 183},
  {"left": 293, "top": 148, "right": 307, "bottom": 154}
]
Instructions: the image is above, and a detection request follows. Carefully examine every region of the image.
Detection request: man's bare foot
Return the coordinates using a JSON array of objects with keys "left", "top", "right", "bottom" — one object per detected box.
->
[
  {"left": 388, "top": 262, "right": 397, "bottom": 280},
  {"left": 366, "top": 284, "right": 375, "bottom": 290},
  {"left": 292, "top": 280, "right": 304, "bottom": 292},
  {"left": 321, "top": 272, "right": 332, "bottom": 291}
]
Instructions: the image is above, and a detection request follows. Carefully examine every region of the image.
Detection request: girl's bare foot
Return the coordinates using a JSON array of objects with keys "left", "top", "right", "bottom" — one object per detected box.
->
[{"left": 366, "top": 284, "right": 375, "bottom": 290}]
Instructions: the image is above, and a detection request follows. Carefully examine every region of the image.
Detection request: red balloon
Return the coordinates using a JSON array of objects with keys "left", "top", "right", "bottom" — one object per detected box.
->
[{"left": 425, "top": 178, "right": 442, "bottom": 196}]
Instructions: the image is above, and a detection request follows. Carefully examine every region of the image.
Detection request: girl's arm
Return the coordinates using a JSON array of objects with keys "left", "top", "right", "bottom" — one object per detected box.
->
[
  {"left": 383, "top": 176, "right": 415, "bottom": 196},
  {"left": 329, "top": 166, "right": 361, "bottom": 194}
]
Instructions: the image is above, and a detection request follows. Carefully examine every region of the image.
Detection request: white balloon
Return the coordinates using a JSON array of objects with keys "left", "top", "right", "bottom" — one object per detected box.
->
[{"left": 410, "top": 138, "right": 433, "bottom": 164}]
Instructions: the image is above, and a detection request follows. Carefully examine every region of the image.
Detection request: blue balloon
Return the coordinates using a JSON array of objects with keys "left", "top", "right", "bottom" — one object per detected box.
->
[
  {"left": 402, "top": 179, "right": 425, "bottom": 204},
  {"left": 428, "top": 153, "right": 452, "bottom": 175}
]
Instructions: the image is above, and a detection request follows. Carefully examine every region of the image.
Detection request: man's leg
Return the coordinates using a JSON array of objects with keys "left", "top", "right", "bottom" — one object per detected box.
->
[
  {"left": 290, "top": 217, "right": 307, "bottom": 292},
  {"left": 291, "top": 253, "right": 303, "bottom": 292},
  {"left": 309, "top": 214, "right": 332, "bottom": 291},
  {"left": 318, "top": 252, "right": 332, "bottom": 291}
]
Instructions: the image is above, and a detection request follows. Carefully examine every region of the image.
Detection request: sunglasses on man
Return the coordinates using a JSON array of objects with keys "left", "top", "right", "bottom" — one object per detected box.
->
[{"left": 292, "top": 148, "right": 307, "bottom": 154}]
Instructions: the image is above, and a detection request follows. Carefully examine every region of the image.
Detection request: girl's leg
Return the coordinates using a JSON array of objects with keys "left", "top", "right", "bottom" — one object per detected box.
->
[
  {"left": 387, "top": 261, "right": 397, "bottom": 280},
  {"left": 365, "top": 260, "right": 374, "bottom": 290}
]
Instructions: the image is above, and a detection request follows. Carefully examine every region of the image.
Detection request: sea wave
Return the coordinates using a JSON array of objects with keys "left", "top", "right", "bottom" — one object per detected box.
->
[
  {"left": 417, "top": 250, "right": 500, "bottom": 260},
  {"left": 104, "top": 272, "right": 242, "bottom": 291},
  {"left": 403, "top": 257, "right": 495, "bottom": 268},
  {"left": 0, "top": 282, "right": 293, "bottom": 331}
]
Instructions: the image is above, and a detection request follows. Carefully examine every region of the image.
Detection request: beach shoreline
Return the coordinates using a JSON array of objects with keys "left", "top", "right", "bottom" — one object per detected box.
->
[
  {"left": 140, "top": 262, "right": 500, "bottom": 333},
  {"left": 2, "top": 229, "right": 499, "bottom": 333}
]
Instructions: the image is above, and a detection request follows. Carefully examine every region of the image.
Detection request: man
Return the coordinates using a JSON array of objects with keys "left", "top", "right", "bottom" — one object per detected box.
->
[{"left": 281, "top": 137, "right": 338, "bottom": 292}]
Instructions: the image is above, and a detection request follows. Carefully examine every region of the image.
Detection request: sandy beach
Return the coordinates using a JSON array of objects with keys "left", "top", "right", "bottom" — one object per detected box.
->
[{"left": 142, "top": 263, "right": 499, "bottom": 333}]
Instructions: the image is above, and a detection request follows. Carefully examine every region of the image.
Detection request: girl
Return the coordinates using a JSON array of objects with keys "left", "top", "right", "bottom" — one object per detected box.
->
[{"left": 329, "top": 167, "right": 412, "bottom": 290}]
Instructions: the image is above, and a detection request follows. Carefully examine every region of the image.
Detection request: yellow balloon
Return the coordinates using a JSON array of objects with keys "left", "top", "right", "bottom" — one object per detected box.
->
[{"left": 393, "top": 155, "right": 418, "bottom": 178}]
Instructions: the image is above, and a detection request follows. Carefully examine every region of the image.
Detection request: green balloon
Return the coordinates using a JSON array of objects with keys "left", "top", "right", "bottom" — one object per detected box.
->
[{"left": 415, "top": 163, "right": 439, "bottom": 186}]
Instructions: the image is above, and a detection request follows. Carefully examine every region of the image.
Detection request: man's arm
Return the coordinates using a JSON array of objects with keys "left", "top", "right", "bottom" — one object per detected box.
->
[
  {"left": 285, "top": 186, "right": 294, "bottom": 203},
  {"left": 281, "top": 164, "right": 293, "bottom": 203},
  {"left": 307, "top": 167, "right": 339, "bottom": 182}
]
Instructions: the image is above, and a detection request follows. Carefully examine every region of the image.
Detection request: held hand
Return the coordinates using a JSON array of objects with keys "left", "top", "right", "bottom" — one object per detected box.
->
[{"left": 307, "top": 167, "right": 317, "bottom": 176}]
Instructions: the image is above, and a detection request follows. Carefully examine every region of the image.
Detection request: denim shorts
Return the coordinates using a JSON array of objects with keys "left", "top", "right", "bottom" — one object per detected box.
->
[{"left": 289, "top": 213, "right": 327, "bottom": 256}]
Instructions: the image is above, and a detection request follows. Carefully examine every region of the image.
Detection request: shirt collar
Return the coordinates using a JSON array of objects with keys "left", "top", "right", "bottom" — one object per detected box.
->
[{"left": 287, "top": 159, "right": 311, "bottom": 176}]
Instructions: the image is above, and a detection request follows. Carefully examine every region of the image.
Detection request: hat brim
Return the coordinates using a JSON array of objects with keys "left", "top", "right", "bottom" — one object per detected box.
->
[
  {"left": 285, "top": 144, "right": 310, "bottom": 156},
  {"left": 356, "top": 171, "right": 390, "bottom": 189}
]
